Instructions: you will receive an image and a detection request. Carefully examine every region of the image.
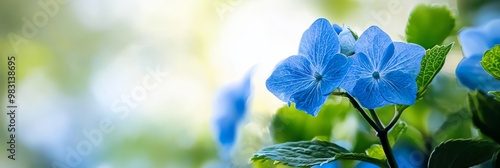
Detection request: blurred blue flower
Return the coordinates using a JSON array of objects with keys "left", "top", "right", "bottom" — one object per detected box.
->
[
  {"left": 212, "top": 71, "right": 252, "bottom": 159},
  {"left": 340, "top": 26, "right": 425, "bottom": 109},
  {"left": 473, "top": 1, "right": 500, "bottom": 26},
  {"left": 333, "top": 24, "right": 356, "bottom": 56},
  {"left": 266, "top": 18, "right": 351, "bottom": 116},
  {"left": 456, "top": 19, "right": 500, "bottom": 93}
]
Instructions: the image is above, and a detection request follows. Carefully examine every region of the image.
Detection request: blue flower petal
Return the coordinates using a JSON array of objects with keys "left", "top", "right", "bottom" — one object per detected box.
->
[
  {"left": 354, "top": 26, "right": 393, "bottom": 70},
  {"left": 333, "top": 24, "right": 342, "bottom": 34},
  {"left": 458, "top": 28, "right": 491, "bottom": 58},
  {"left": 299, "top": 18, "right": 340, "bottom": 66},
  {"left": 285, "top": 53, "right": 350, "bottom": 116},
  {"left": 351, "top": 77, "right": 390, "bottom": 109},
  {"left": 266, "top": 56, "right": 315, "bottom": 102},
  {"left": 267, "top": 18, "right": 349, "bottom": 116},
  {"left": 266, "top": 54, "right": 349, "bottom": 116},
  {"left": 380, "top": 42, "right": 425, "bottom": 77},
  {"left": 340, "top": 52, "right": 375, "bottom": 94},
  {"left": 291, "top": 82, "right": 326, "bottom": 116},
  {"left": 320, "top": 53, "right": 351, "bottom": 95},
  {"left": 344, "top": 29, "right": 422, "bottom": 108},
  {"left": 456, "top": 54, "right": 500, "bottom": 92},
  {"left": 379, "top": 71, "right": 418, "bottom": 106}
]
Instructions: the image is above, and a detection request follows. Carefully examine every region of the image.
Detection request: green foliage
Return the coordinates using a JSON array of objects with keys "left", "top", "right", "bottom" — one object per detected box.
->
[
  {"left": 365, "top": 144, "right": 385, "bottom": 160},
  {"left": 423, "top": 73, "right": 469, "bottom": 114},
  {"left": 481, "top": 45, "right": 500, "bottom": 80},
  {"left": 432, "top": 110, "right": 473, "bottom": 144},
  {"left": 270, "top": 98, "right": 350, "bottom": 143},
  {"left": 469, "top": 91, "right": 500, "bottom": 144},
  {"left": 388, "top": 122, "right": 407, "bottom": 146},
  {"left": 400, "top": 101, "right": 431, "bottom": 136},
  {"left": 428, "top": 139, "right": 500, "bottom": 168},
  {"left": 489, "top": 91, "right": 500, "bottom": 101},
  {"left": 416, "top": 43, "right": 454, "bottom": 99},
  {"left": 405, "top": 4, "right": 455, "bottom": 49},
  {"left": 251, "top": 140, "right": 388, "bottom": 168}
]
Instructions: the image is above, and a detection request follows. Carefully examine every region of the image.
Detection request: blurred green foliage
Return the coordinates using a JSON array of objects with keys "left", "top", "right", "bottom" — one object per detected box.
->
[
  {"left": 406, "top": 4, "right": 455, "bottom": 49},
  {"left": 270, "top": 97, "right": 350, "bottom": 143},
  {"left": 469, "top": 91, "right": 500, "bottom": 144}
]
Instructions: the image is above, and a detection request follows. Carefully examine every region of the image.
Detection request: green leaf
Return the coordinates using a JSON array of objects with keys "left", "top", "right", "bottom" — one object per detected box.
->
[
  {"left": 416, "top": 43, "right": 454, "bottom": 99},
  {"left": 388, "top": 122, "right": 407, "bottom": 146},
  {"left": 469, "top": 91, "right": 500, "bottom": 144},
  {"left": 405, "top": 4, "right": 455, "bottom": 49},
  {"left": 481, "top": 45, "right": 500, "bottom": 79},
  {"left": 365, "top": 144, "right": 385, "bottom": 160},
  {"left": 428, "top": 139, "right": 500, "bottom": 168},
  {"left": 489, "top": 91, "right": 500, "bottom": 101},
  {"left": 251, "top": 140, "right": 388, "bottom": 168}
]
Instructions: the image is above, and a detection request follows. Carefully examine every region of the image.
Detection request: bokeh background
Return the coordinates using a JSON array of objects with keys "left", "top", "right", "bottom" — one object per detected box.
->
[{"left": 0, "top": 0, "right": 498, "bottom": 167}]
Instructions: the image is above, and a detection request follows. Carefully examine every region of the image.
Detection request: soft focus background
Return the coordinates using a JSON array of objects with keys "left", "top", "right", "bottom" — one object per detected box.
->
[{"left": 0, "top": 0, "right": 498, "bottom": 167}]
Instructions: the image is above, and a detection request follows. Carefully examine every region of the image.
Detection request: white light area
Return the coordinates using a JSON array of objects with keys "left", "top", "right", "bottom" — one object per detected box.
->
[
  {"left": 141, "top": 57, "right": 212, "bottom": 147},
  {"left": 71, "top": 0, "right": 137, "bottom": 30},
  {"left": 132, "top": 0, "right": 199, "bottom": 45},
  {"left": 17, "top": 70, "right": 71, "bottom": 159},
  {"left": 90, "top": 44, "right": 212, "bottom": 143},
  {"left": 90, "top": 44, "right": 152, "bottom": 109},
  {"left": 347, "top": 0, "right": 413, "bottom": 41},
  {"left": 210, "top": 0, "right": 320, "bottom": 114}
]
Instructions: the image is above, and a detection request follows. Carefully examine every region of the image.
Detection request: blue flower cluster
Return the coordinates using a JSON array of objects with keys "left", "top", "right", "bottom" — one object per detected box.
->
[
  {"left": 266, "top": 18, "right": 425, "bottom": 115},
  {"left": 456, "top": 19, "right": 500, "bottom": 93}
]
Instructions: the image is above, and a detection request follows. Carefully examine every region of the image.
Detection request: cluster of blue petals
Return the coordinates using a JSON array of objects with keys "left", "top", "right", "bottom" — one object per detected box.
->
[{"left": 266, "top": 18, "right": 425, "bottom": 114}]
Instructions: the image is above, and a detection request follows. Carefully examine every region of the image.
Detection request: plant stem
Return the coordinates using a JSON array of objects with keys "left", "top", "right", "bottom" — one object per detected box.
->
[
  {"left": 346, "top": 94, "right": 382, "bottom": 132},
  {"left": 369, "top": 109, "right": 385, "bottom": 128},
  {"left": 378, "top": 131, "right": 399, "bottom": 168},
  {"left": 345, "top": 94, "right": 399, "bottom": 168}
]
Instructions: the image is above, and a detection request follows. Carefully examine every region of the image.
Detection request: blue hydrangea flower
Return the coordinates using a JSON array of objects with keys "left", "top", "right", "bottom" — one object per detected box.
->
[
  {"left": 212, "top": 71, "right": 252, "bottom": 159},
  {"left": 340, "top": 26, "right": 425, "bottom": 109},
  {"left": 456, "top": 19, "right": 500, "bottom": 93},
  {"left": 333, "top": 24, "right": 356, "bottom": 56},
  {"left": 266, "top": 18, "right": 351, "bottom": 116}
]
